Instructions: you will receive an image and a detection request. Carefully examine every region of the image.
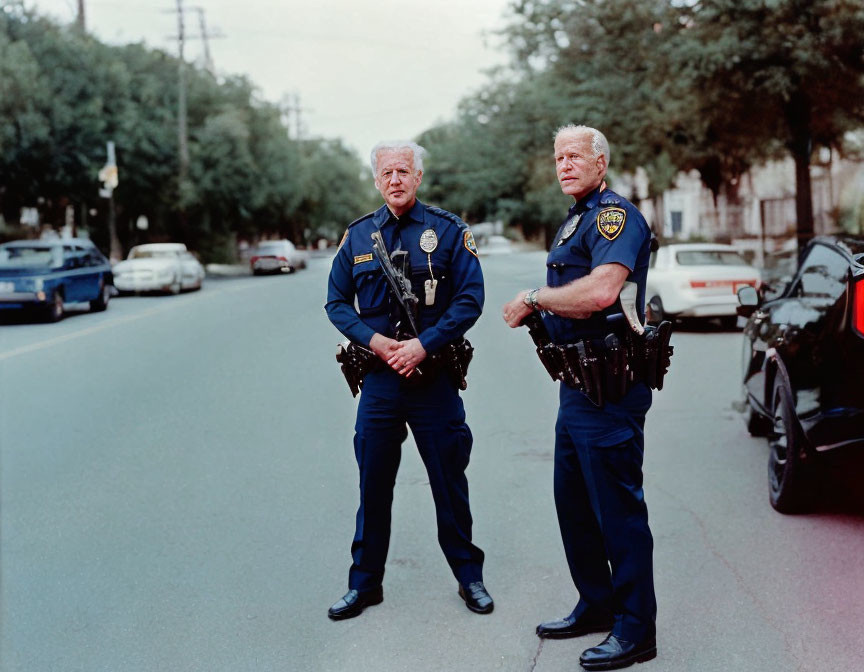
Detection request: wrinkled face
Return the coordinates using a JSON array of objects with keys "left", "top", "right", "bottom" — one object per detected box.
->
[
  {"left": 374, "top": 149, "right": 422, "bottom": 216},
  {"left": 554, "top": 131, "right": 606, "bottom": 201}
]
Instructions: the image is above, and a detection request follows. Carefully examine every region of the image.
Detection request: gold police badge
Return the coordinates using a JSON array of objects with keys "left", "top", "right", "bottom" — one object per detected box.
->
[{"left": 597, "top": 207, "right": 626, "bottom": 241}]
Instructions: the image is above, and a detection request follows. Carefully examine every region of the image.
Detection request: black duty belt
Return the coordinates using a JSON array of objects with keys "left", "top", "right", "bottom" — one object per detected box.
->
[
  {"left": 335, "top": 337, "right": 474, "bottom": 397},
  {"left": 523, "top": 313, "right": 673, "bottom": 407}
]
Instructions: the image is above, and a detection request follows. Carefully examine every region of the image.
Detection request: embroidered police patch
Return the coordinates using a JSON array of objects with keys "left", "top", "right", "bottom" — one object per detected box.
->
[
  {"left": 597, "top": 208, "right": 626, "bottom": 241},
  {"left": 463, "top": 230, "right": 479, "bottom": 258},
  {"left": 419, "top": 228, "right": 438, "bottom": 253},
  {"left": 353, "top": 253, "right": 373, "bottom": 264},
  {"left": 338, "top": 229, "right": 349, "bottom": 249}
]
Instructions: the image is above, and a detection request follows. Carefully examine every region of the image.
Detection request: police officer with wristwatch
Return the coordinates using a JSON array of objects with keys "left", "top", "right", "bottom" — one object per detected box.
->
[{"left": 503, "top": 125, "right": 657, "bottom": 671}]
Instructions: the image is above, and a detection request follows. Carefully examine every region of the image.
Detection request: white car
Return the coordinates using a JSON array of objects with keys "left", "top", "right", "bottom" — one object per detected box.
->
[
  {"left": 249, "top": 240, "right": 309, "bottom": 275},
  {"left": 112, "top": 243, "right": 205, "bottom": 294},
  {"left": 646, "top": 243, "right": 760, "bottom": 325},
  {"left": 478, "top": 234, "right": 514, "bottom": 256}
]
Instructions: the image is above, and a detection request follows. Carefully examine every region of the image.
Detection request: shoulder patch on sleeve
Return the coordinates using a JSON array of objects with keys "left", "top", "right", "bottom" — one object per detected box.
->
[
  {"left": 338, "top": 229, "right": 349, "bottom": 249},
  {"left": 463, "top": 230, "right": 479, "bottom": 258},
  {"left": 597, "top": 207, "right": 626, "bottom": 241}
]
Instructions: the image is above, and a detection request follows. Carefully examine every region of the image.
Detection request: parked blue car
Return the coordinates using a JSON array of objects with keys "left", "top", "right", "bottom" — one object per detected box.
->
[{"left": 0, "top": 238, "right": 114, "bottom": 322}]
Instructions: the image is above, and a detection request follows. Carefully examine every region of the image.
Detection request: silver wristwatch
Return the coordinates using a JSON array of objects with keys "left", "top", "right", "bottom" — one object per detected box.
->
[{"left": 523, "top": 288, "right": 540, "bottom": 311}]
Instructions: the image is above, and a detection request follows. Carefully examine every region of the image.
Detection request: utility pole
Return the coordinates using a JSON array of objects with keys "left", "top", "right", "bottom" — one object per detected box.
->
[
  {"left": 175, "top": 0, "right": 189, "bottom": 188},
  {"left": 77, "top": 0, "right": 85, "bottom": 31},
  {"left": 196, "top": 7, "right": 213, "bottom": 73},
  {"left": 281, "top": 92, "right": 308, "bottom": 141}
]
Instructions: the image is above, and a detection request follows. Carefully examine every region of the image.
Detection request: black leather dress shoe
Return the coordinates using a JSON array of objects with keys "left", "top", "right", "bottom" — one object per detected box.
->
[
  {"left": 579, "top": 633, "right": 657, "bottom": 670},
  {"left": 535, "top": 612, "right": 614, "bottom": 639},
  {"left": 458, "top": 581, "right": 494, "bottom": 614},
  {"left": 327, "top": 587, "right": 384, "bottom": 621}
]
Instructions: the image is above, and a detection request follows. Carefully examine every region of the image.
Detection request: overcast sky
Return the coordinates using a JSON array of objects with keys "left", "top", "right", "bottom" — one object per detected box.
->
[{"left": 32, "top": 0, "right": 514, "bottom": 157}]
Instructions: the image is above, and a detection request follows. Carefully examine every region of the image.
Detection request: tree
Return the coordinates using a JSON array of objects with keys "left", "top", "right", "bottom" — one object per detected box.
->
[{"left": 679, "top": 0, "right": 864, "bottom": 247}]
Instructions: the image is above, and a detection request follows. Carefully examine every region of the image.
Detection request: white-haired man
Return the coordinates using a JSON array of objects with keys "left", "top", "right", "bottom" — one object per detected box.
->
[
  {"left": 325, "top": 141, "right": 492, "bottom": 619},
  {"left": 503, "top": 125, "right": 657, "bottom": 670}
]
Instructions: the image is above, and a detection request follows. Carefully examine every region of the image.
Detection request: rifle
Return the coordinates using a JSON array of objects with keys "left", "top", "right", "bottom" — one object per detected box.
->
[{"left": 370, "top": 230, "right": 420, "bottom": 338}]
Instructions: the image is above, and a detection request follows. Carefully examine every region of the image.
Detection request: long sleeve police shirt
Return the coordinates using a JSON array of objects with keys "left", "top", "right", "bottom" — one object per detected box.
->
[{"left": 325, "top": 199, "right": 484, "bottom": 353}]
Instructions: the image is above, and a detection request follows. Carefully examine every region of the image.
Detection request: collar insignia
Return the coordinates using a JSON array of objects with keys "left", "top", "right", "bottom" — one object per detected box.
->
[{"left": 597, "top": 208, "right": 626, "bottom": 241}]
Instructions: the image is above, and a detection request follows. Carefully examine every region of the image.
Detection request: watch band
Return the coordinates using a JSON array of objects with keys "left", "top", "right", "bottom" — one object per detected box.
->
[{"left": 523, "top": 288, "right": 540, "bottom": 311}]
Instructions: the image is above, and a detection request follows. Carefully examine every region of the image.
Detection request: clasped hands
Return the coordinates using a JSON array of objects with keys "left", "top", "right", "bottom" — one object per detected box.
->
[{"left": 370, "top": 333, "right": 427, "bottom": 377}]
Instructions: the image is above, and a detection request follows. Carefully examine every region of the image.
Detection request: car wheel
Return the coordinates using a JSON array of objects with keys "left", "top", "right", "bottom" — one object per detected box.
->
[
  {"left": 767, "top": 376, "right": 812, "bottom": 513},
  {"left": 45, "top": 290, "right": 65, "bottom": 322},
  {"left": 646, "top": 295, "right": 664, "bottom": 325},
  {"left": 90, "top": 280, "right": 111, "bottom": 312}
]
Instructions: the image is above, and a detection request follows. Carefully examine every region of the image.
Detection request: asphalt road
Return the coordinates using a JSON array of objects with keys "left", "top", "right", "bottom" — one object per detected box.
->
[{"left": 1, "top": 251, "right": 862, "bottom": 672}]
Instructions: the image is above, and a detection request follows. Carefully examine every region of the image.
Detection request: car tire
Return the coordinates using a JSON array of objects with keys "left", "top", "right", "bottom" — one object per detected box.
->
[
  {"left": 767, "top": 376, "right": 813, "bottom": 514},
  {"left": 646, "top": 295, "right": 664, "bottom": 325},
  {"left": 45, "top": 290, "right": 65, "bottom": 322},
  {"left": 90, "top": 280, "right": 111, "bottom": 312}
]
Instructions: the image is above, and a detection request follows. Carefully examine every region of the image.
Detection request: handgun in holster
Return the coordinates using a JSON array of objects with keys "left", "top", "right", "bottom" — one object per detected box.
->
[
  {"left": 574, "top": 340, "right": 604, "bottom": 407},
  {"left": 335, "top": 341, "right": 379, "bottom": 397}
]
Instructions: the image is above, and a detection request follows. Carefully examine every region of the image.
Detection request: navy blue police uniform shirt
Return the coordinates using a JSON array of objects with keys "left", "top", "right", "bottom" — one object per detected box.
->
[
  {"left": 326, "top": 199, "right": 484, "bottom": 353},
  {"left": 543, "top": 186, "right": 651, "bottom": 344}
]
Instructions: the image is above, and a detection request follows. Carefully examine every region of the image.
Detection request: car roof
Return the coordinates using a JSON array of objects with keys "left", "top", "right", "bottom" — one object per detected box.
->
[
  {"left": 1, "top": 237, "right": 97, "bottom": 249},
  {"left": 812, "top": 235, "right": 864, "bottom": 259},
  {"left": 131, "top": 243, "right": 188, "bottom": 252}
]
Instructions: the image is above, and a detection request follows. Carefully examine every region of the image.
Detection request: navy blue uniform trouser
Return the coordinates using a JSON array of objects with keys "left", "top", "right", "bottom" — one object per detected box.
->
[
  {"left": 348, "top": 369, "right": 485, "bottom": 592},
  {"left": 554, "top": 382, "right": 656, "bottom": 642}
]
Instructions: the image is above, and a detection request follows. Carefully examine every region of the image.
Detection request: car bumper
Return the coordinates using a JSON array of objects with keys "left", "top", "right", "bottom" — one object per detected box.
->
[
  {"left": 114, "top": 277, "right": 174, "bottom": 292},
  {"left": 0, "top": 291, "right": 46, "bottom": 308},
  {"left": 667, "top": 294, "right": 741, "bottom": 317},
  {"left": 252, "top": 260, "right": 292, "bottom": 272}
]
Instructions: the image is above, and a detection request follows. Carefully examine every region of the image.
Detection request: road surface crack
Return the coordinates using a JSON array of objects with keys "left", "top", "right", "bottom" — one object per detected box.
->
[{"left": 527, "top": 639, "right": 545, "bottom": 672}]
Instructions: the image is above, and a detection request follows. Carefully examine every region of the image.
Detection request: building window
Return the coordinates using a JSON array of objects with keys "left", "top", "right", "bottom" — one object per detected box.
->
[{"left": 670, "top": 211, "right": 683, "bottom": 235}]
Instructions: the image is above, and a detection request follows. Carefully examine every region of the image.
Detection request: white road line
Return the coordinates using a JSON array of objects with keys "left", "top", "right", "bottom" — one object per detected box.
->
[{"left": 0, "top": 281, "right": 258, "bottom": 363}]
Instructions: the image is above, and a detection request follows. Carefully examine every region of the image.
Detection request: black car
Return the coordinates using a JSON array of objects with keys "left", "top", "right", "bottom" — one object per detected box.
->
[{"left": 737, "top": 235, "right": 864, "bottom": 513}]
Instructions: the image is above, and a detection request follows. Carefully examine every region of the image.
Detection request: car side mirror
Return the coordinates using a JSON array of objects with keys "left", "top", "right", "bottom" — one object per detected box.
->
[{"left": 736, "top": 285, "right": 760, "bottom": 317}]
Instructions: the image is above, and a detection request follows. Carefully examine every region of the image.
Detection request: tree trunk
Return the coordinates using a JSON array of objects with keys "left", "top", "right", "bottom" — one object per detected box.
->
[
  {"left": 791, "top": 144, "right": 814, "bottom": 250},
  {"left": 786, "top": 94, "right": 815, "bottom": 250}
]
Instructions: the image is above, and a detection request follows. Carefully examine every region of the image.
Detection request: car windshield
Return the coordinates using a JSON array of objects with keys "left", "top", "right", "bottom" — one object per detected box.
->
[
  {"left": 130, "top": 249, "right": 176, "bottom": 259},
  {"left": 257, "top": 243, "right": 285, "bottom": 251},
  {"left": 676, "top": 250, "right": 747, "bottom": 266},
  {"left": 0, "top": 246, "right": 60, "bottom": 268}
]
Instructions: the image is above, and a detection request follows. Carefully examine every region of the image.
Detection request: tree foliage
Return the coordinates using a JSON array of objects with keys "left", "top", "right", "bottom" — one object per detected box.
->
[
  {"left": 0, "top": 6, "right": 371, "bottom": 260},
  {"left": 422, "top": 0, "right": 864, "bottom": 244}
]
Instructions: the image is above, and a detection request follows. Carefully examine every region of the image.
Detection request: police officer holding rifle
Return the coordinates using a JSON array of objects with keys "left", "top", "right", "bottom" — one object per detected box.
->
[
  {"left": 325, "top": 140, "right": 492, "bottom": 620},
  {"left": 503, "top": 125, "right": 671, "bottom": 670}
]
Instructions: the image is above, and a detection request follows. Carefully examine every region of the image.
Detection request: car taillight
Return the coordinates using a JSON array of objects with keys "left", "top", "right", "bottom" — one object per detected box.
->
[
  {"left": 250, "top": 256, "right": 259, "bottom": 263},
  {"left": 277, "top": 256, "right": 288, "bottom": 262},
  {"left": 854, "top": 277, "right": 864, "bottom": 337}
]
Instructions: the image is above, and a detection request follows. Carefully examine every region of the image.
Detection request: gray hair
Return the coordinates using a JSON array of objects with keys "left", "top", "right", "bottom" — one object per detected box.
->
[
  {"left": 554, "top": 125, "right": 610, "bottom": 167},
  {"left": 370, "top": 141, "right": 427, "bottom": 174}
]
